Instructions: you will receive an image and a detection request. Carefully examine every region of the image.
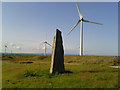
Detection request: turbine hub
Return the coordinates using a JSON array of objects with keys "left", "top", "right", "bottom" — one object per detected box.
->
[{"left": 81, "top": 18, "right": 83, "bottom": 21}]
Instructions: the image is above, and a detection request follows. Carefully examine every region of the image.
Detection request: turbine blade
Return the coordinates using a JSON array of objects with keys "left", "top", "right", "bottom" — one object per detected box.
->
[
  {"left": 83, "top": 19, "right": 103, "bottom": 25},
  {"left": 40, "top": 42, "right": 44, "bottom": 46},
  {"left": 46, "top": 42, "right": 52, "bottom": 47},
  {"left": 67, "top": 20, "right": 81, "bottom": 35},
  {"left": 76, "top": 2, "right": 83, "bottom": 19}
]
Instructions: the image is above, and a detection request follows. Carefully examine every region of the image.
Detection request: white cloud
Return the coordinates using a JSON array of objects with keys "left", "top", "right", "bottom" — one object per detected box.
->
[{"left": 16, "top": 46, "right": 21, "bottom": 50}]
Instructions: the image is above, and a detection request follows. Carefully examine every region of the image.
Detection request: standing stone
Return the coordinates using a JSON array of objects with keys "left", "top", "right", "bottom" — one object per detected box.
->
[{"left": 50, "top": 29, "right": 65, "bottom": 74}]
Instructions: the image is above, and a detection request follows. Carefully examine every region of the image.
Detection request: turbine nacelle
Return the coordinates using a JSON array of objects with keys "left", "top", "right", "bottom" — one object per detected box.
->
[
  {"left": 5, "top": 45, "right": 8, "bottom": 48},
  {"left": 44, "top": 41, "right": 47, "bottom": 44},
  {"left": 80, "top": 18, "right": 83, "bottom": 21}
]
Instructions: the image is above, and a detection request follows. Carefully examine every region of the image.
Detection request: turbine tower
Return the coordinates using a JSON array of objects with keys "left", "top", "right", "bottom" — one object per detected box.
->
[
  {"left": 40, "top": 41, "right": 52, "bottom": 55},
  {"left": 67, "top": 2, "right": 102, "bottom": 56}
]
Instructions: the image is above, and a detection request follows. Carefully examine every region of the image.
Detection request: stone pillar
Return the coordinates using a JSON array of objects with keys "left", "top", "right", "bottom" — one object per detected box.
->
[{"left": 50, "top": 29, "right": 65, "bottom": 74}]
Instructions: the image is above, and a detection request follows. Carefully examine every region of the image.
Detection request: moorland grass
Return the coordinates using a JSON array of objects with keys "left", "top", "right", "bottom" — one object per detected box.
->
[{"left": 2, "top": 55, "right": 119, "bottom": 88}]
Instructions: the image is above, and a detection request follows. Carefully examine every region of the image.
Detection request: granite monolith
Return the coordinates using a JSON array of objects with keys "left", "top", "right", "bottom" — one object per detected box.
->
[{"left": 50, "top": 29, "right": 65, "bottom": 74}]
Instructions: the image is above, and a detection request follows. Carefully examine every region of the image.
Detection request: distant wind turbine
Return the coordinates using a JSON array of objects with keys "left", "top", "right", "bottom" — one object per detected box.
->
[
  {"left": 67, "top": 2, "right": 102, "bottom": 56},
  {"left": 4, "top": 45, "right": 8, "bottom": 55},
  {"left": 40, "top": 41, "right": 52, "bottom": 55}
]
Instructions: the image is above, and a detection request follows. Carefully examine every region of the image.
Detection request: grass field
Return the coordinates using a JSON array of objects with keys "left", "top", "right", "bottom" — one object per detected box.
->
[{"left": 2, "top": 55, "right": 119, "bottom": 88}]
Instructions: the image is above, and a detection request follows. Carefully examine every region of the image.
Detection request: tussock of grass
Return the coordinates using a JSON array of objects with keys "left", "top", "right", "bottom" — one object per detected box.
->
[
  {"left": 23, "top": 70, "right": 49, "bottom": 77},
  {"left": 23, "top": 69, "right": 73, "bottom": 78}
]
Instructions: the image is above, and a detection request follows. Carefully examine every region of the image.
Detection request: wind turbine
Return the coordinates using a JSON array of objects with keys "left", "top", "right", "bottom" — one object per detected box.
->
[
  {"left": 67, "top": 2, "right": 102, "bottom": 56},
  {"left": 4, "top": 45, "right": 8, "bottom": 54},
  {"left": 40, "top": 41, "right": 52, "bottom": 55},
  {"left": 3, "top": 42, "right": 9, "bottom": 55}
]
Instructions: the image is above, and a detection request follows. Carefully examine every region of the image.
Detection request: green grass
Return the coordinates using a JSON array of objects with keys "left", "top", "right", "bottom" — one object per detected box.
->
[{"left": 2, "top": 55, "right": 119, "bottom": 88}]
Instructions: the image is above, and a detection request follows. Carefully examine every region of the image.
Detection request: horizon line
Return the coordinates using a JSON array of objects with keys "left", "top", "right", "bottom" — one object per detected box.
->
[{"left": 0, "top": 52, "right": 118, "bottom": 57}]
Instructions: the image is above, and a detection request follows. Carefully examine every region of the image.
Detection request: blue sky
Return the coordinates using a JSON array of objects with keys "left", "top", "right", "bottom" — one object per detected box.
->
[{"left": 2, "top": 2, "right": 118, "bottom": 56}]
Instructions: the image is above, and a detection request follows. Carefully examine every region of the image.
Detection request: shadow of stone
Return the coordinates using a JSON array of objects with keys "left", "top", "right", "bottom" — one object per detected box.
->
[
  {"left": 50, "top": 70, "right": 73, "bottom": 74},
  {"left": 64, "top": 70, "right": 73, "bottom": 74}
]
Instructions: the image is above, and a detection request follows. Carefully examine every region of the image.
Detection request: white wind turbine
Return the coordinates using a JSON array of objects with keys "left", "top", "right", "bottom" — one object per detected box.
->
[
  {"left": 67, "top": 2, "right": 102, "bottom": 56},
  {"left": 4, "top": 42, "right": 9, "bottom": 55},
  {"left": 40, "top": 41, "right": 52, "bottom": 55},
  {"left": 4, "top": 45, "right": 8, "bottom": 54}
]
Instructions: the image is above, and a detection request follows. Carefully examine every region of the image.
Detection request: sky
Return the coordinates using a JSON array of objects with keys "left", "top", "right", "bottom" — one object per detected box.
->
[
  {"left": 1, "top": 2, "right": 118, "bottom": 56},
  {"left": 1, "top": 0, "right": 119, "bottom": 2},
  {"left": 0, "top": 2, "right": 2, "bottom": 55}
]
